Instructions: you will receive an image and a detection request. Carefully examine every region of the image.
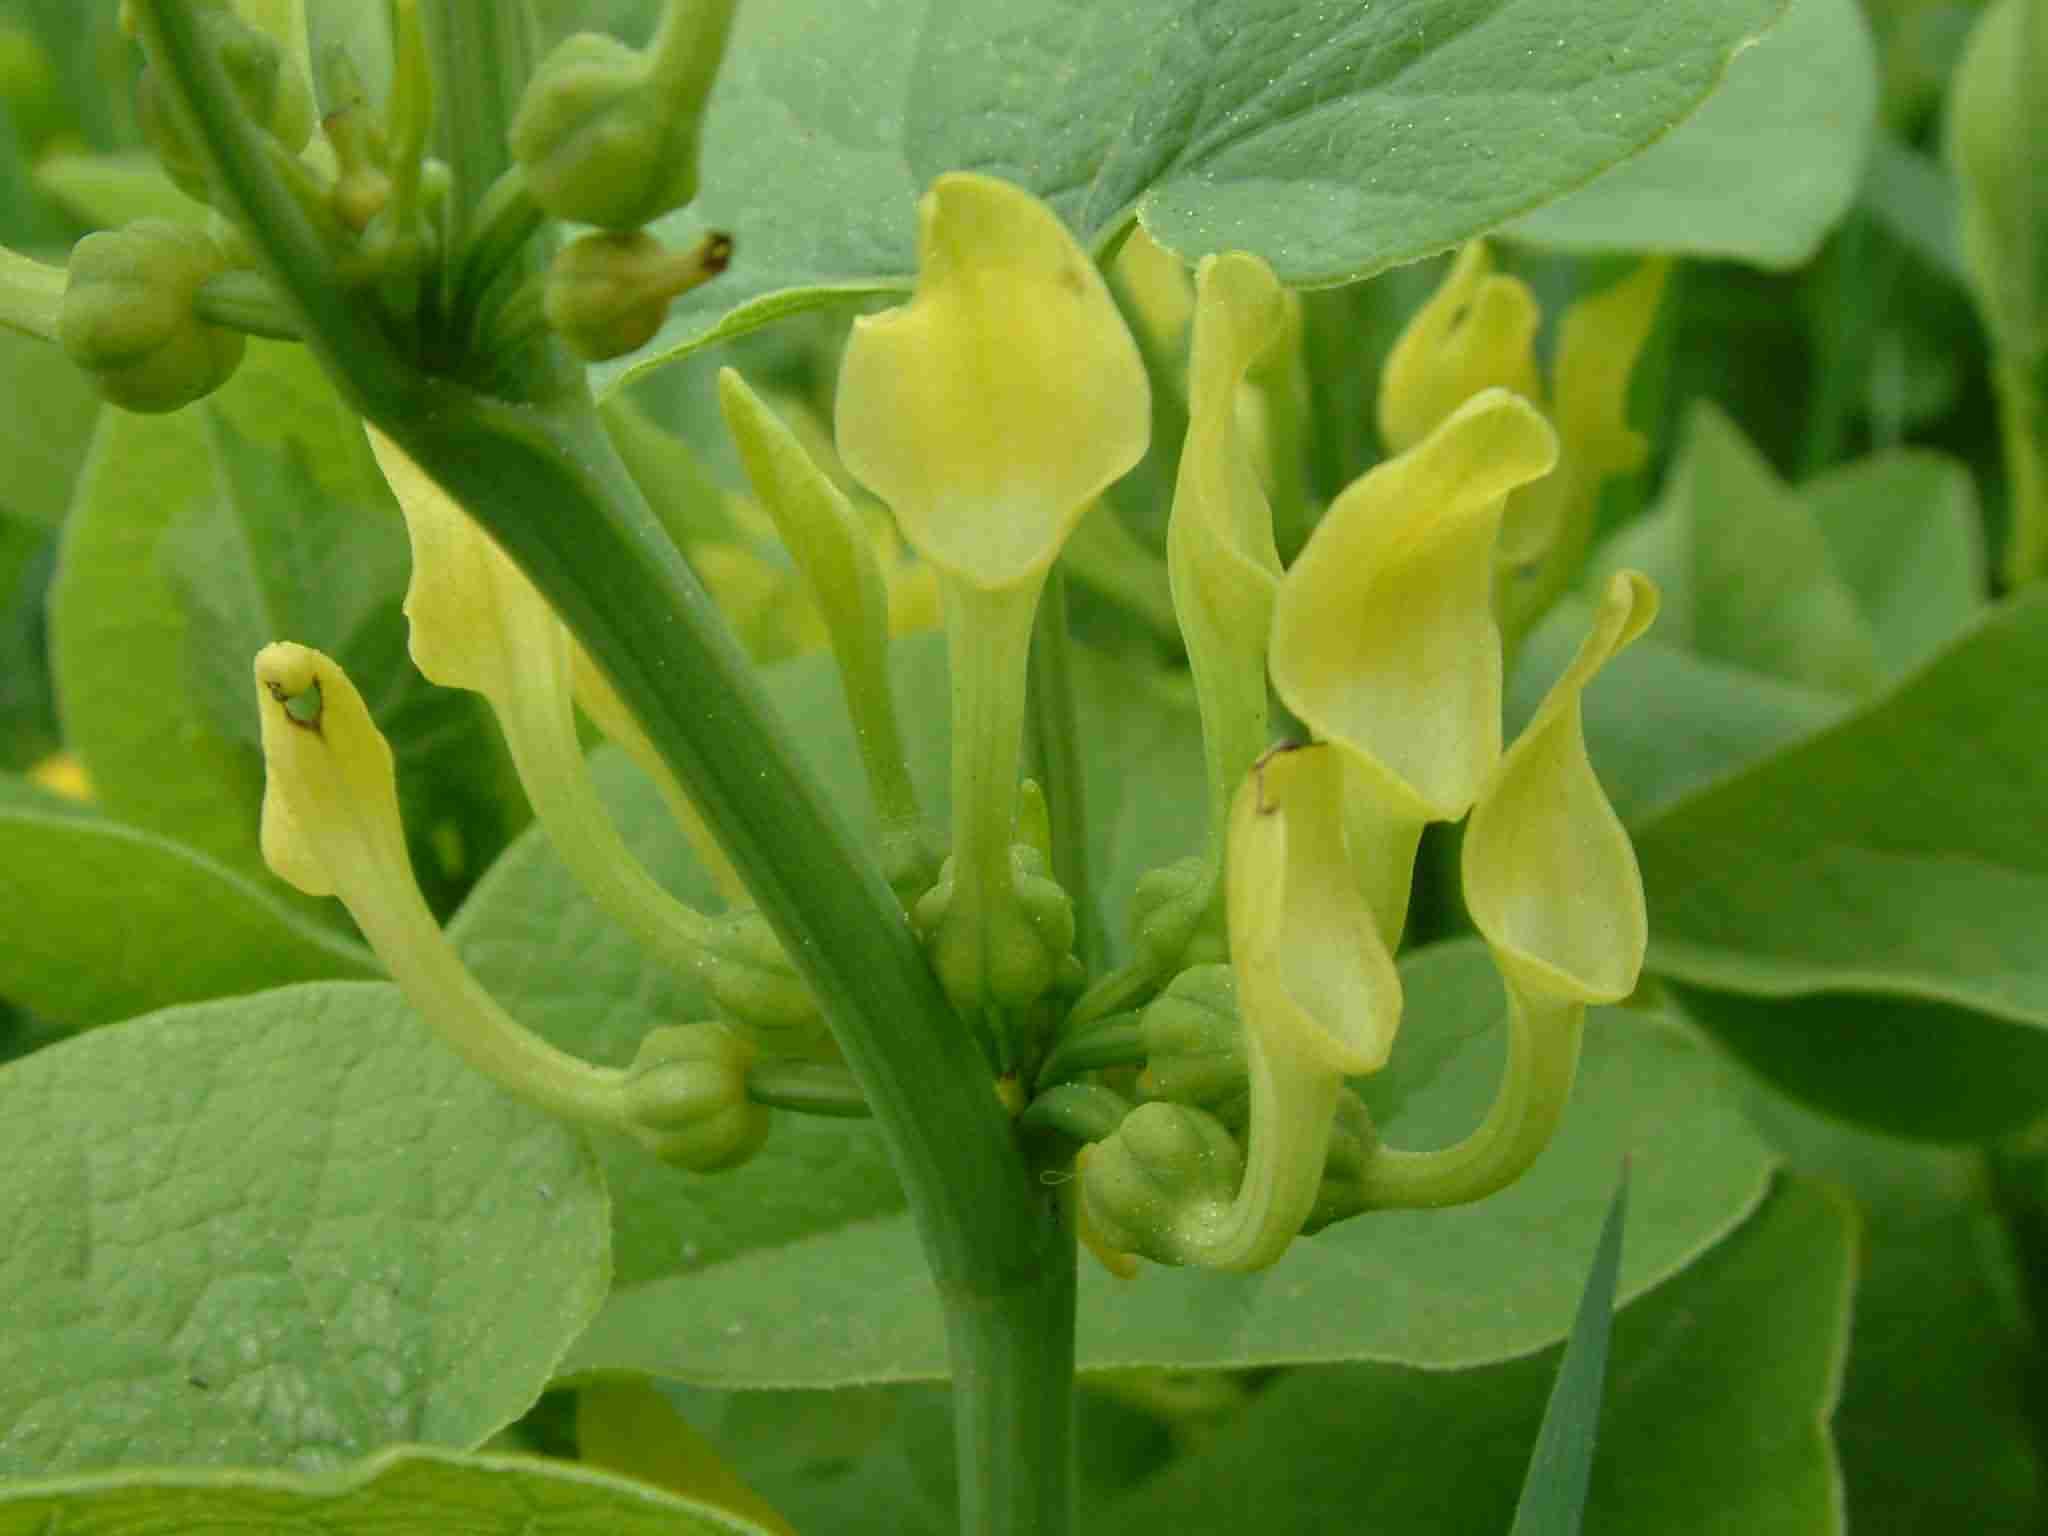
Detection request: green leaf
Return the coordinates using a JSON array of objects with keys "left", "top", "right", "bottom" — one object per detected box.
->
[
  {"left": 33, "top": 149, "right": 209, "bottom": 229},
  {"left": 1511, "top": 419, "right": 1985, "bottom": 823},
  {"left": 1510, "top": 1169, "right": 1627, "bottom": 1536},
  {"left": 1604, "top": 403, "right": 1885, "bottom": 697},
  {"left": 1635, "top": 588, "right": 2048, "bottom": 1140},
  {"left": 1091, "top": 1176, "right": 1853, "bottom": 1536},
  {"left": 0, "top": 512, "right": 58, "bottom": 769},
  {"left": 50, "top": 343, "right": 368, "bottom": 882},
  {"left": 0, "top": 327, "right": 100, "bottom": 530},
  {"left": 0, "top": 982, "right": 609, "bottom": 1477},
  {"left": 171, "top": 411, "right": 529, "bottom": 914},
  {"left": 0, "top": 772, "right": 375, "bottom": 1030},
  {"left": 0, "top": 1445, "right": 778, "bottom": 1534},
  {"left": 1861, "top": 136, "right": 1969, "bottom": 287},
  {"left": 1742, "top": 1085, "right": 2043, "bottom": 1532},
  {"left": 603, "top": 0, "right": 1788, "bottom": 389},
  {"left": 541, "top": 940, "right": 1771, "bottom": 1383},
  {"left": 1796, "top": 448, "right": 1985, "bottom": 679},
  {"left": 1506, "top": 0, "right": 1877, "bottom": 269},
  {"left": 49, "top": 341, "right": 527, "bottom": 913},
  {"left": 1510, "top": 610, "right": 1846, "bottom": 825}
]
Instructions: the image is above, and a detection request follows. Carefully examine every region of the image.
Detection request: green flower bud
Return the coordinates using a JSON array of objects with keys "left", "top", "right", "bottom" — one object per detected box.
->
[
  {"left": 509, "top": 0, "right": 738, "bottom": 230},
  {"left": 1137, "top": 964, "right": 1248, "bottom": 1123},
  {"left": 136, "top": 3, "right": 314, "bottom": 205},
  {"left": 1079, "top": 1101, "right": 1246, "bottom": 1268},
  {"left": 543, "top": 228, "right": 731, "bottom": 362},
  {"left": 699, "top": 910, "right": 830, "bottom": 1057},
  {"left": 60, "top": 219, "right": 246, "bottom": 413},
  {"left": 1301, "top": 1089, "right": 1379, "bottom": 1234},
  {"left": 916, "top": 842, "right": 1078, "bottom": 1013},
  {"left": 1128, "top": 856, "right": 1226, "bottom": 978},
  {"left": 621, "top": 1023, "right": 770, "bottom": 1172}
]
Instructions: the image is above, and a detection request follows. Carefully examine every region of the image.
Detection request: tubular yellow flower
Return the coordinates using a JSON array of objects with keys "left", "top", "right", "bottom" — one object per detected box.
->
[
  {"left": 367, "top": 427, "right": 729, "bottom": 974},
  {"left": 836, "top": 172, "right": 1149, "bottom": 1019},
  {"left": 253, "top": 642, "right": 630, "bottom": 1130},
  {"left": 1082, "top": 744, "right": 1399, "bottom": 1271},
  {"left": 1270, "top": 389, "right": 1558, "bottom": 942},
  {"left": 1357, "top": 570, "right": 1657, "bottom": 1210}
]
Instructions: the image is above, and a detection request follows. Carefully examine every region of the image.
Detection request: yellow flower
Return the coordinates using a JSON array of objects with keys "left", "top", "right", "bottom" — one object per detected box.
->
[{"left": 835, "top": 173, "right": 1149, "bottom": 1017}]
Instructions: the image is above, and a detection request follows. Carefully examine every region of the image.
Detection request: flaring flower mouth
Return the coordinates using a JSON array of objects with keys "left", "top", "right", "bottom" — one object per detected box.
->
[{"left": 835, "top": 172, "right": 1150, "bottom": 591}]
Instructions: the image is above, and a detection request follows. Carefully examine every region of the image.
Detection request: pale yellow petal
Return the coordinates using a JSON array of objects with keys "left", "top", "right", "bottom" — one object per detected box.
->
[
  {"left": 1464, "top": 569, "right": 1658, "bottom": 1003},
  {"left": 1379, "top": 242, "right": 1542, "bottom": 455},
  {"left": 1271, "top": 389, "right": 1557, "bottom": 822},
  {"left": 1168, "top": 251, "right": 1288, "bottom": 868},
  {"left": 835, "top": 173, "right": 1150, "bottom": 589}
]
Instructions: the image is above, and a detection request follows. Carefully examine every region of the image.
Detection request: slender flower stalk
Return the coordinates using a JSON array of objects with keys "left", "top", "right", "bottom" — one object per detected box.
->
[
  {"left": 368, "top": 426, "right": 722, "bottom": 979},
  {"left": 1358, "top": 571, "right": 1657, "bottom": 1208},
  {"left": 253, "top": 641, "right": 631, "bottom": 1129}
]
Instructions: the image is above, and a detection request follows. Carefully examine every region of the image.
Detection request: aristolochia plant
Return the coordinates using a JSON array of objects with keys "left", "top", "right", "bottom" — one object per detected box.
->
[{"left": 10, "top": 0, "right": 2035, "bottom": 1532}]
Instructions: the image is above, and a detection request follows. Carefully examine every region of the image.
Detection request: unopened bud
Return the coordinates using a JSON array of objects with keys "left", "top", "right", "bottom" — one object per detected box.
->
[
  {"left": 622, "top": 1023, "right": 770, "bottom": 1171},
  {"left": 1080, "top": 1101, "right": 1245, "bottom": 1267},
  {"left": 544, "top": 228, "right": 731, "bottom": 361},
  {"left": 1136, "top": 963, "right": 1248, "bottom": 1122},
  {"left": 509, "top": 0, "right": 737, "bottom": 230},
  {"left": 60, "top": 219, "right": 246, "bottom": 413}
]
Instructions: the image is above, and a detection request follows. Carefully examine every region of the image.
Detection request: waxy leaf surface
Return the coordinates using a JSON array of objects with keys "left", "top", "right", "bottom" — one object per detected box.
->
[
  {"left": 0, "top": 983, "right": 608, "bottom": 1476},
  {"left": 1090, "top": 1176, "right": 1851, "bottom": 1535},
  {"left": 1508, "top": 0, "right": 1877, "bottom": 268},
  {"left": 0, "top": 773, "right": 375, "bottom": 1030},
  {"left": 605, "top": 0, "right": 1788, "bottom": 388},
  {"left": 0, "top": 1446, "right": 774, "bottom": 1535}
]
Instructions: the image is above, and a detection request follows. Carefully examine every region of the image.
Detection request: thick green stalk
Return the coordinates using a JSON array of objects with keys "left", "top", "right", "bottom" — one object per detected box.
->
[{"left": 138, "top": 5, "right": 1078, "bottom": 1530}]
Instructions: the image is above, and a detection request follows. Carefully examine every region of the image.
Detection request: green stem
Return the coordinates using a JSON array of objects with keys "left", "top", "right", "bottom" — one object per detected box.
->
[
  {"left": 747, "top": 1060, "right": 871, "bottom": 1117},
  {"left": 148, "top": 7, "right": 1077, "bottom": 1525},
  {"left": 0, "top": 245, "right": 64, "bottom": 341},
  {"left": 1020, "top": 1082, "right": 1132, "bottom": 1146},
  {"left": 946, "top": 1204, "right": 1077, "bottom": 1536},
  {"left": 1029, "top": 567, "right": 1100, "bottom": 971},
  {"left": 1035, "top": 1013, "right": 1145, "bottom": 1089},
  {"left": 1994, "top": 353, "right": 2048, "bottom": 587},
  {"left": 196, "top": 269, "right": 307, "bottom": 339}
]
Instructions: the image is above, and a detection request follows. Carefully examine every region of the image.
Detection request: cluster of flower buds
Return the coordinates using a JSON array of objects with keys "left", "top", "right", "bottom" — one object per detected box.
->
[{"left": 512, "top": 0, "right": 739, "bottom": 361}]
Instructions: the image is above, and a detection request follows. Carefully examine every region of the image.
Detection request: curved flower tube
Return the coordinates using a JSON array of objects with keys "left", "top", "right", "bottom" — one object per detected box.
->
[
  {"left": 836, "top": 172, "right": 1149, "bottom": 1018},
  {"left": 368, "top": 426, "right": 729, "bottom": 976},
  {"left": 1082, "top": 744, "right": 1399, "bottom": 1270},
  {"left": 1356, "top": 570, "right": 1658, "bottom": 1209},
  {"left": 1271, "top": 389, "right": 1558, "bottom": 943},
  {"left": 255, "top": 642, "right": 774, "bottom": 1167},
  {"left": 254, "top": 641, "right": 630, "bottom": 1130}
]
